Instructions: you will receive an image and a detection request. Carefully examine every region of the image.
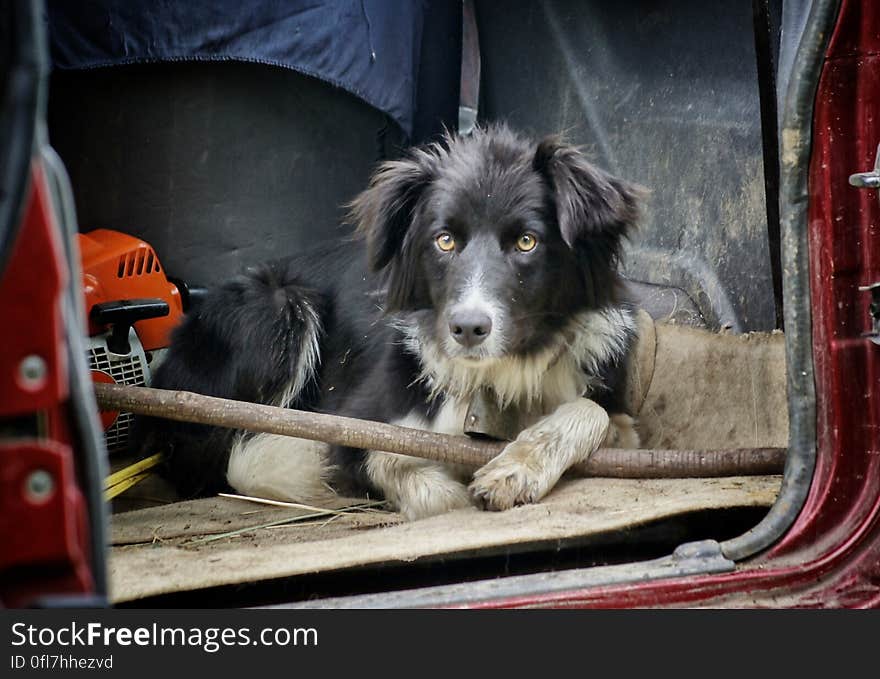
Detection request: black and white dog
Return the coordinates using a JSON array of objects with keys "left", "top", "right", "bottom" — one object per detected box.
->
[{"left": 136, "top": 125, "right": 643, "bottom": 520}]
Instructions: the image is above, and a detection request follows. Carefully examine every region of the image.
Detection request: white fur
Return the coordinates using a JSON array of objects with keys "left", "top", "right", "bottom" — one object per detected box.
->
[
  {"left": 402, "top": 307, "right": 636, "bottom": 409},
  {"left": 429, "top": 398, "right": 470, "bottom": 435},
  {"left": 364, "top": 412, "right": 472, "bottom": 520},
  {"left": 470, "top": 398, "right": 610, "bottom": 510},
  {"left": 276, "top": 299, "right": 322, "bottom": 408},
  {"left": 226, "top": 433, "right": 335, "bottom": 503},
  {"left": 364, "top": 452, "right": 473, "bottom": 521},
  {"left": 225, "top": 303, "right": 327, "bottom": 503},
  {"left": 442, "top": 268, "right": 508, "bottom": 359}
]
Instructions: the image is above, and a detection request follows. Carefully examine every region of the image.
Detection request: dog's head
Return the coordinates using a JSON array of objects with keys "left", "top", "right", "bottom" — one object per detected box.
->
[{"left": 349, "top": 125, "right": 643, "bottom": 364}]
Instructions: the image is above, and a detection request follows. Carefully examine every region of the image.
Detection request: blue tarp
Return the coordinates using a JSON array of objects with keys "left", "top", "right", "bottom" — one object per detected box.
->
[{"left": 45, "top": 0, "right": 425, "bottom": 137}]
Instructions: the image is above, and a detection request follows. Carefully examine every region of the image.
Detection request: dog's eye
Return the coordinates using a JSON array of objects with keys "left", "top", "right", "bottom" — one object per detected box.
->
[
  {"left": 435, "top": 232, "right": 456, "bottom": 252},
  {"left": 515, "top": 233, "right": 538, "bottom": 252}
]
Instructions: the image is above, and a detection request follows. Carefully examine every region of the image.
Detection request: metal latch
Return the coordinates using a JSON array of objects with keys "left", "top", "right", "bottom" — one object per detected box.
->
[
  {"left": 860, "top": 283, "right": 880, "bottom": 346},
  {"left": 849, "top": 143, "right": 880, "bottom": 189}
]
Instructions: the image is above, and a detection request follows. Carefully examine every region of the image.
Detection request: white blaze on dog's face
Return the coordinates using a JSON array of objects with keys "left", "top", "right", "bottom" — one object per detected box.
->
[
  {"left": 350, "top": 124, "right": 642, "bottom": 371},
  {"left": 442, "top": 263, "right": 506, "bottom": 361}
]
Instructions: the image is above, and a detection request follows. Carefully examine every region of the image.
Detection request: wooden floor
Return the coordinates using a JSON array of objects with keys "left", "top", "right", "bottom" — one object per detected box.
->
[{"left": 109, "top": 474, "right": 781, "bottom": 603}]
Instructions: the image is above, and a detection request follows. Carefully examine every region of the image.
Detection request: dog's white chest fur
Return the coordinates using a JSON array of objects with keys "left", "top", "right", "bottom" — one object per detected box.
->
[{"left": 406, "top": 306, "right": 636, "bottom": 412}]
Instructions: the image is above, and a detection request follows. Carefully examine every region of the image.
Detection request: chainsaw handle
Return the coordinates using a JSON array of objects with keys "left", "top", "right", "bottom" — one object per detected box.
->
[
  {"left": 90, "top": 298, "right": 169, "bottom": 354},
  {"left": 167, "top": 277, "right": 208, "bottom": 312}
]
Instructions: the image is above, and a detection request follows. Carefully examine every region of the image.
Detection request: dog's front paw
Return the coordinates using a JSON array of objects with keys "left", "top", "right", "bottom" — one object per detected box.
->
[
  {"left": 469, "top": 439, "right": 550, "bottom": 511},
  {"left": 395, "top": 471, "right": 473, "bottom": 521},
  {"left": 366, "top": 451, "right": 473, "bottom": 521}
]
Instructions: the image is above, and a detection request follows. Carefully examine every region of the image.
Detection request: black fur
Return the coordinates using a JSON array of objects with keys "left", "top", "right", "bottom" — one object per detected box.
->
[{"left": 134, "top": 125, "right": 643, "bottom": 502}]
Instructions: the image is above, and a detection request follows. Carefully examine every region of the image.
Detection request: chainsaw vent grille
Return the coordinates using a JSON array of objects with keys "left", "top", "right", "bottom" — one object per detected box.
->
[
  {"left": 88, "top": 344, "right": 147, "bottom": 453},
  {"left": 117, "top": 248, "right": 160, "bottom": 278}
]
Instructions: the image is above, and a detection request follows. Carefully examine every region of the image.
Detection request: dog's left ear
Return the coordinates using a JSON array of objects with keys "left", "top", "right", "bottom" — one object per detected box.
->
[{"left": 533, "top": 136, "right": 643, "bottom": 252}]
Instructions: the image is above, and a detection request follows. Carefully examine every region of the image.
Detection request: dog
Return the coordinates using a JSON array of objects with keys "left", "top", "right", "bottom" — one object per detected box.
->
[{"left": 134, "top": 124, "right": 643, "bottom": 520}]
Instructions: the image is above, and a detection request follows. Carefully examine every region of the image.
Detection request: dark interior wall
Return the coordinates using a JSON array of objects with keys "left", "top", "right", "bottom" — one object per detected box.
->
[
  {"left": 474, "top": 0, "right": 777, "bottom": 331},
  {"left": 48, "top": 1, "right": 775, "bottom": 330},
  {"left": 48, "top": 62, "right": 403, "bottom": 288}
]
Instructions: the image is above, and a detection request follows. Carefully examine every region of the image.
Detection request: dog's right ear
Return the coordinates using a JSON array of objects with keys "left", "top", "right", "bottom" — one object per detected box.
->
[
  {"left": 347, "top": 152, "right": 435, "bottom": 311},
  {"left": 348, "top": 156, "right": 433, "bottom": 271}
]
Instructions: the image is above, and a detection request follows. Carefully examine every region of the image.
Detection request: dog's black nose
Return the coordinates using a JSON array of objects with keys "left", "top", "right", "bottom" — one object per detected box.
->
[{"left": 449, "top": 310, "right": 493, "bottom": 347}]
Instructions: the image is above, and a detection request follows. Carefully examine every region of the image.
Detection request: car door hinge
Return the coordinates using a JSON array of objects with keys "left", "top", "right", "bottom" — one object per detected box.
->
[
  {"left": 848, "top": 143, "right": 880, "bottom": 188},
  {"left": 847, "top": 145, "right": 880, "bottom": 345},
  {"left": 858, "top": 282, "right": 880, "bottom": 345}
]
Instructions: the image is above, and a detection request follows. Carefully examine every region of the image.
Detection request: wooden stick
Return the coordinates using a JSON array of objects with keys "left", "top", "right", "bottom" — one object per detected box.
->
[{"left": 92, "top": 382, "right": 786, "bottom": 479}]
